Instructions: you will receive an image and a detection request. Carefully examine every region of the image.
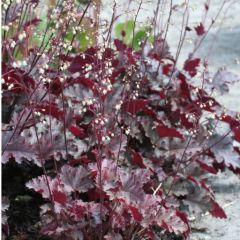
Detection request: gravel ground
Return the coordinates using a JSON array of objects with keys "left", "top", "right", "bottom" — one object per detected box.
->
[{"left": 190, "top": 171, "right": 240, "bottom": 240}]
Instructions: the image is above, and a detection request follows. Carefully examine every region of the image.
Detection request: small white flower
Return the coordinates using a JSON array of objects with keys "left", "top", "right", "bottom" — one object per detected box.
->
[
  {"left": 22, "top": 60, "right": 27, "bottom": 67},
  {"left": 59, "top": 77, "right": 64, "bottom": 83},
  {"left": 125, "top": 128, "right": 130, "bottom": 135},
  {"left": 34, "top": 111, "right": 41, "bottom": 116},
  {"left": 8, "top": 83, "right": 14, "bottom": 90},
  {"left": 107, "top": 84, "right": 112, "bottom": 91},
  {"left": 18, "top": 31, "right": 26, "bottom": 41},
  {"left": 10, "top": 40, "right": 16, "bottom": 48},
  {"left": 39, "top": 68, "right": 45, "bottom": 74},
  {"left": 115, "top": 104, "right": 121, "bottom": 111},
  {"left": 2, "top": 25, "right": 9, "bottom": 31}
]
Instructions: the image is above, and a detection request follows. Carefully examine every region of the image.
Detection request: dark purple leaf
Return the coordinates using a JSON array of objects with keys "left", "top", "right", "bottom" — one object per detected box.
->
[
  {"left": 52, "top": 190, "right": 67, "bottom": 205},
  {"left": 196, "top": 159, "right": 217, "bottom": 174},
  {"left": 178, "top": 72, "right": 191, "bottom": 99},
  {"left": 69, "top": 125, "right": 86, "bottom": 139},
  {"left": 233, "top": 127, "right": 240, "bottom": 142},
  {"left": 122, "top": 99, "right": 149, "bottom": 115},
  {"left": 184, "top": 58, "right": 200, "bottom": 77},
  {"left": 210, "top": 200, "right": 227, "bottom": 218},
  {"left": 195, "top": 23, "right": 205, "bottom": 36},
  {"left": 128, "top": 205, "right": 143, "bottom": 222},
  {"left": 60, "top": 165, "right": 93, "bottom": 193},
  {"left": 114, "top": 39, "right": 127, "bottom": 51},
  {"left": 131, "top": 149, "right": 145, "bottom": 168},
  {"left": 2, "top": 130, "right": 39, "bottom": 165},
  {"left": 156, "top": 125, "right": 183, "bottom": 139}
]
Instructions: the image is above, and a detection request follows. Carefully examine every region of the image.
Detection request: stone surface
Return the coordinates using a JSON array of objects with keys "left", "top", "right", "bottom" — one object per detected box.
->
[{"left": 190, "top": 171, "right": 240, "bottom": 240}]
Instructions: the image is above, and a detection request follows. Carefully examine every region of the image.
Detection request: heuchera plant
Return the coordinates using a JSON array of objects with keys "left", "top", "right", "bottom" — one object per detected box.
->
[{"left": 2, "top": 0, "right": 240, "bottom": 239}]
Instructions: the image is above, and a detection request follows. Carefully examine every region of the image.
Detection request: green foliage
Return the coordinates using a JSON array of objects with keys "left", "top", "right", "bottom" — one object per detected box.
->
[
  {"left": 65, "top": 30, "right": 93, "bottom": 51},
  {"left": 114, "top": 20, "right": 135, "bottom": 44},
  {"left": 114, "top": 20, "right": 153, "bottom": 49},
  {"left": 76, "top": 0, "right": 90, "bottom": 4}
]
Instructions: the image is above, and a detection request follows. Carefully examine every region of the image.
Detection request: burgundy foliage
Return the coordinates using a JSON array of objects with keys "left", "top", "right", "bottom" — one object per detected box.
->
[
  {"left": 194, "top": 23, "right": 205, "bottom": 36},
  {"left": 2, "top": 1, "right": 240, "bottom": 240}
]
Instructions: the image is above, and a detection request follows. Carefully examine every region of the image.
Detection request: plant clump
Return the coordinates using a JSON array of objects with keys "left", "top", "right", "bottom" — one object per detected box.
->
[{"left": 2, "top": 0, "right": 240, "bottom": 239}]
